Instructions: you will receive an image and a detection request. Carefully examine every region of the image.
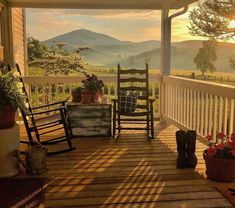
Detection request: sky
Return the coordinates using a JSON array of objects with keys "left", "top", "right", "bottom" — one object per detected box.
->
[{"left": 26, "top": 3, "right": 203, "bottom": 42}]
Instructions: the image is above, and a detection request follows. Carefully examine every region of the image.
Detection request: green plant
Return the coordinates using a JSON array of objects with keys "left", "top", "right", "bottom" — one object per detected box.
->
[
  {"left": 82, "top": 74, "right": 104, "bottom": 93},
  {"left": 0, "top": 71, "right": 28, "bottom": 112}
]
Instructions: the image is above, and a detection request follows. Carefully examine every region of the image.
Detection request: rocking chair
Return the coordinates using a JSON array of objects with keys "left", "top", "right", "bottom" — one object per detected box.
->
[
  {"left": 15, "top": 64, "right": 75, "bottom": 155},
  {"left": 112, "top": 64, "right": 155, "bottom": 139}
]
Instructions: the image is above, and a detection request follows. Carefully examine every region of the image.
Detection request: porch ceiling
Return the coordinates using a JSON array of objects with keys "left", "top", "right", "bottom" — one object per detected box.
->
[{"left": 6, "top": 0, "right": 198, "bottom": 9}]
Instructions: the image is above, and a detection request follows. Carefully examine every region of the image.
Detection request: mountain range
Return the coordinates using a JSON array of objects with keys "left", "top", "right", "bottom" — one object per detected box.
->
[{"left": 43, "top": 29, "right": 235, "bottom": 71}]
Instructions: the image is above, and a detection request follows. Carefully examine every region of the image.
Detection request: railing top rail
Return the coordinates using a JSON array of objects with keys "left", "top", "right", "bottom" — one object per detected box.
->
[
  {"left": 23, "top": 74, "right": 161, "bottom": 84},
  {"left": 163, "top": 75, "right": 235, "bottom": 99}
]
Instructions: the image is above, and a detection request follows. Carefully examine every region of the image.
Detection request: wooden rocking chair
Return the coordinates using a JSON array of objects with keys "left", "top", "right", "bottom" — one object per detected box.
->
[
  {"left": 15, "top": 64, "right": 76, "bottom": 155},
  {"left": 112, "top": 64, "right": 155, "bottom": 139}
]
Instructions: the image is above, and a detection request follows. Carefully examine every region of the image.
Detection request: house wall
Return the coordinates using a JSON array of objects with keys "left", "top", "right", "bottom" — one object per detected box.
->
[{"left": 12, "top": 8, "right": 26, "bottom": 75}]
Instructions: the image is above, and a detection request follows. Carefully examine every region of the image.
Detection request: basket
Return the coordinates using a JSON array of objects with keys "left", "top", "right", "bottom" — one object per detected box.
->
[
  {"left": 203, "top": 151, "right": 235, "bottom": 182},
  {"left": 25, "top": 144, "right": 47, "bottom": 175}
]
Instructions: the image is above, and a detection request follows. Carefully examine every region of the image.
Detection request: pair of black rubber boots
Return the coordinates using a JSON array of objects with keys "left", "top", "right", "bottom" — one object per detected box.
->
[{"left": 176, "top": 130, "right": 197, "bottom": 169}]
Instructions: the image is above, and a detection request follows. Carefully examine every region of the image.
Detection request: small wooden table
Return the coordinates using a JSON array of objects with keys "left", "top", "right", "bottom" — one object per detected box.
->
[{"left": 67, "top": 103, "right": 112, "bottom": 137}]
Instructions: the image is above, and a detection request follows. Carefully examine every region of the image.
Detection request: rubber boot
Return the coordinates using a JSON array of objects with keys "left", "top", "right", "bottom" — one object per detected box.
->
[
  {"left": 176, "top": 130, "right": 187, "bottom": 168},
  {"left": 186, "top": 130, "right": 198, "bottom": 168}
]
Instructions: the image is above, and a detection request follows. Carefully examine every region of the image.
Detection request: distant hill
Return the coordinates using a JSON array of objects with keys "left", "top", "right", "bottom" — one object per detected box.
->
[
  {"left": 43, "top": 29, "right": 235, "bottom": 71},
  {"left": 43, "top": 29, "right": 128, "bottom": 47}
]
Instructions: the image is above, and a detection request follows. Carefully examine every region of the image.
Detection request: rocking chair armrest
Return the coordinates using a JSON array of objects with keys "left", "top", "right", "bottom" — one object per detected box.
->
[
  {"left": 30, "top": 106, "right": 66, "bottom": 116},
  {"left": 31, "top": 100, "right": 67, "bottom": 110}
]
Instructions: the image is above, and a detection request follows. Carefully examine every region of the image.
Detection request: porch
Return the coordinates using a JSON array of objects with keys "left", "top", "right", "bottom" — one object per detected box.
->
[{"left": 19, "top": 122, "right": 234, "bottom": 208}]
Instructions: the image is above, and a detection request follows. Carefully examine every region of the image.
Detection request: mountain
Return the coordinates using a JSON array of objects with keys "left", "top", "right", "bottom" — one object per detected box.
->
[
  {"left": 114, "top": 41, "right": 235, "bottom": 71},
  {"left": 43, "top": 29, "right": 128, "bottom": 47},
  {"left": 43, "top": 29, "right": 235, "bottom": 71}
]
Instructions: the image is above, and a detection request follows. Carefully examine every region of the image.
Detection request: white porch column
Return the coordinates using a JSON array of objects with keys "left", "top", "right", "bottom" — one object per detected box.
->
[
  {"left": 2, "top": 6, "right": 14, "bottom": 65},
  {"left": 160, "top": 9, "right": 171, "bottom": 76},
  {"left": 160, "top": 9, "right": 171, "bottom": 120}
]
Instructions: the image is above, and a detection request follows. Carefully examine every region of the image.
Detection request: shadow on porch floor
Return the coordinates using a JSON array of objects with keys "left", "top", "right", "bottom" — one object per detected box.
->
[{"left": 19, "top": 122, "right": 233, "bottom": 208}]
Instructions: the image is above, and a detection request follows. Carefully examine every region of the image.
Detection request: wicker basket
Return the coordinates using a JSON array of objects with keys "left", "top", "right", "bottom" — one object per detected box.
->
[
  {"left": 25, "top": 145, "right": 47, "bottom": 175},
  {"left": 203, "top": 151, "right": 235, "bottom": 182}
]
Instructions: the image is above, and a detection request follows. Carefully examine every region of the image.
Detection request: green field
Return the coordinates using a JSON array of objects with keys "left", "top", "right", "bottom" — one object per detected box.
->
[{"left": 28, "top": 66, "right": 235, "bottom": 86}]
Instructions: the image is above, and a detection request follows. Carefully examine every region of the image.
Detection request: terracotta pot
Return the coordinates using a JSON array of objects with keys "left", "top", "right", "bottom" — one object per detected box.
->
[
  {"left": 81, "top": 91, "right": 92, "bottom": 104},
  {"left": 0, "top": 105, "right": 16, "bottom": 129},
  {"left": 71, "top": 87, "right": 83, "bottom": 103},
  {"left": 92, "top": 91, "right": 102, "bottom": 104},
  {"left": 203, "top": 150, "right": 235, "bottom": 182}
]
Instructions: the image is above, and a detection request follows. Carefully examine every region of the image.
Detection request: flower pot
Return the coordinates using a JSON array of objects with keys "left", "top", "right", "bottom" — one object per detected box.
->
[
  {"left": 71, "top": 87, "right": 83, "bottom": 103},
  {"left": 81, "top": 91, "right": 92, "bottom": 104},
  {"left": 203, "top": 150, "right": 235, "bottom": 182},
  {"left": 0, "top": 105, "right": 16, "bottom": 129},
  {"left": 92, "top": 91, "right": 102, "bottom": 104}
]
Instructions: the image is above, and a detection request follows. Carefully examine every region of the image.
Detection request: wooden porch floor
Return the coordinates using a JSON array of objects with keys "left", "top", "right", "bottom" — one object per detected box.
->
[{"left": 20, "top": 123, "right": 233, "bottom": 208}]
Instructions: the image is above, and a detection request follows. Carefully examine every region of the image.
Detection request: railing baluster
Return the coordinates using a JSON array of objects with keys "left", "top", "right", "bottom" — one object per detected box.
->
[
  {"left": 229, "top": 99, "right": 235, "bottom": 136},
  {"left": 224, "top": 98, "right": 228, "bottom": 135},
  {"left": 193, "top": 90, "right": 196, "bottom": 130},
  {"left": 200, "top": 92, "right": 204, "bottom": 135},
  {"left": 175, "top": 85, "right": 179, "bottom": 122},
  {"left": 196, "top": 91, "right": 200, "bottom": 133},
  {"left": 186, "top": 88, "right": 190, "bottom": 128},
  {"left": 180, "top": 87, "right": 183, "bottom": 125},
  {"left": 35, "top": 84, "right": 39, "bottom": 106},
  {"left": 218, "top": 96, "right": 223, "bottom": 133},
  {"left": 189, "top": 89, "right": 193, "bottom": 129},
  {"left": 172, "top": 84, "right": 175, "bottom": 121},
  {"left": 208, "top": 94, "right": 213, "bottom": 135},
  {"left": 204, "top": 93, "right": 209, "bottom": 136},
  {"left": 108, "top": 83, "right": 111, "bottom": 100},
  {"left": 213, "top": 96, "right": 218, "bottom": 141}
]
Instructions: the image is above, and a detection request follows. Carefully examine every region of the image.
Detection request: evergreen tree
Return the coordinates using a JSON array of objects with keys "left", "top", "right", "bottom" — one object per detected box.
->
[
  {"left": 189, "top": 0, "right": 235, "bottom": 40},
  {"left": 194, "top": 40, "right": 217, "bottom": 76}
]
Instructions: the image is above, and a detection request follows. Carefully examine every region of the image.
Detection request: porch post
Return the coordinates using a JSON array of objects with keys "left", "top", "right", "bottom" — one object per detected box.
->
[
  {"left": 2, "top": 6, "right": 14, "bottom": 65},
  {"left": 160, "top": 9, "right": 171, "bottom": 76},
  {"left": 159, "top": 9, "right": 171, "bottom": 120}
]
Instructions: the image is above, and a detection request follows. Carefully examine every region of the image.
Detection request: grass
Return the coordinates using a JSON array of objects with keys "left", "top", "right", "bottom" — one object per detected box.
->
[{"left": 28, "top": 66, "right": 235, "bottom": 85}]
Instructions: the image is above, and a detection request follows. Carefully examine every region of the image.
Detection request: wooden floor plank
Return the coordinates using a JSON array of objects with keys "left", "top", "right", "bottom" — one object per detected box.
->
[{"left": 19, "top": 123, "right": 232, "bottom": 208}]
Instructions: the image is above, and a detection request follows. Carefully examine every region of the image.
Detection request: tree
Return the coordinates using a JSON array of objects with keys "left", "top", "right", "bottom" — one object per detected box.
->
[
  {"left": 194, "top": 40, "right": 217, "bottom": 76},
  {"left": 189, "top": 0, "right": 235, "bottom": 40},
  {"left": 27, "top": 36, "right": 48, "bottom": 61},
  {"left": 28, "top": 39, "right": 89, "bottom": 76}
]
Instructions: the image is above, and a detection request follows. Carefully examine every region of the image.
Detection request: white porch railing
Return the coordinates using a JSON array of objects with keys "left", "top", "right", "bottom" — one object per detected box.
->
[
  {"left": 23, "top": 75, "right": 161, "bottom": 117},
  {"left": 23, "top": 75, "right": 235, "bottom": 140},
  {"left": 161, "top": 76, "right": 235, "bottom": 140}
]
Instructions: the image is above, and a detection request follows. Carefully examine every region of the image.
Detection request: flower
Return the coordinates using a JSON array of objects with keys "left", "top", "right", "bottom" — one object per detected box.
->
[
  {"left": 207, "top": 146, "right": 217, "bottom": 156},
  {"left": 217, "top": 132, "right": 225, "bottom": 139},
  {"left": 231, "top": 132, "right": 235, "bottom": 142},
  {"left": 216, "top": 143, "right": 225, "bottom": 150},
  {"left": 82, "top": 74, "right": 104, "bottom": 93},
  {"left": 231, "top": 150, "right": 235, "bottom": 157},
  {"left": 204, "top": 133, "right": 235, "bottom": 159},
  {"left": 226, "top": 141, "right": 235, "bottom": 150},
  {"left": 206, "top": 134, "right": 213, "bottom": 142}
]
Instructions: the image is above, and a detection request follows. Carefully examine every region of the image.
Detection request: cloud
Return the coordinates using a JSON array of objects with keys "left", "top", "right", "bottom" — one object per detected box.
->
[
  {"left": 26, "top": 8, "right": 197, "bottom": 42},
  {"left": 27, "top": 9, "right": 161, "bottom": 20}
]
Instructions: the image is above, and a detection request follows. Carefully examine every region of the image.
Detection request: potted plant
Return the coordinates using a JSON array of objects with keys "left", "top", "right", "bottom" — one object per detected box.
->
[
  {"left": 71, "top": 86, "right": 83, "bottom": 103},
  {"left": 203, "top": 132, "right": 235, "bottom": 181},
  {"left": 81, "top": 74, "right": 104, "bottom": 104},
  {"left": 0, "top": 71, "right": 27, "bottom": 129}
]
